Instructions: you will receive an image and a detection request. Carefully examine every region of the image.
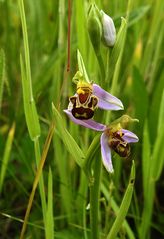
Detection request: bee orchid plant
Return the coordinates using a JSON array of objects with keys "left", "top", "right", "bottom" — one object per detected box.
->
[{"left": 64, "top": 50, "right": 139, "bottom": 173}]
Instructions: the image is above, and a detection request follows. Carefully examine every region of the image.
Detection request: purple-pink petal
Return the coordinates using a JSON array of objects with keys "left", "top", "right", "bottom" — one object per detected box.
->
[
  {"left": 100, "top": 133, "right": 114, "bottom": 173},
  {"left": 93, "top": 84, "right": 124, "bottom": 111},
  {"left": 64, "top": 110, "right": 106, "bottom": 131},
  {"left": 121, "top": 129, "right": 139, "bottom": 143}
]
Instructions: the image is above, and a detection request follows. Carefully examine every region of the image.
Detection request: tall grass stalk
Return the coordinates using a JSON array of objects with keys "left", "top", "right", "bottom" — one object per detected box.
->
[
  {"left": 0, "top": 123, "right": 15, "bottom": 193},
  {"left": 89, "top": 155, "right": 101, "bottom": 239},
  {"left": 107, "top": 161, "right": 135, "bottom": 239},
  {"left": 18, "top": 0, "right": 47, "bottom": 236},
  {"left": 19, "top": 122, "right": 55, "bottom": 239},
  {"left": 0, "top": 49, "right": 5, "bottom": 113}
]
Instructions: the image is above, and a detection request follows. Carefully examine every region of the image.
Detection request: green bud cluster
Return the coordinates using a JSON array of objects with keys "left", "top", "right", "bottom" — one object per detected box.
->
[{"left": 87, "top": 3, "right": 116, "bottom": 52}]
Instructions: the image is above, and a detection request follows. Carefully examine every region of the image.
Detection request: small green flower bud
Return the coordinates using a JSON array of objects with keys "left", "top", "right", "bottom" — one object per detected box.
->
[
  {"left": 109, "top": 115, "right": 139, "bottom": 129},
  {"left": 101, "top": 10, "right": 116, "bottom": 47},
  {"left": 87, "top": 4, "right": 102, "bottom": 54}
]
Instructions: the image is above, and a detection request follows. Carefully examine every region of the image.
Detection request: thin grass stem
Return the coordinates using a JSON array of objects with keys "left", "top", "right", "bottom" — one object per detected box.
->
[
  {"left": 89, "top": 155, "right": 101, "bottom": 239},
  {"left": 19, "top": 122, "right": 55, "bottom": 239}
]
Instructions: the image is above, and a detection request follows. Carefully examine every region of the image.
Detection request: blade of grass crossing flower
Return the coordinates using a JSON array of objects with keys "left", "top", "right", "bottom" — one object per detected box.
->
[
  {"left": 107, "top": 161, "right": 135, "bottom": 239},
  {"left": 0, "top": 123, "right": 15, "bottom": 193},
  {"left": 0, "top": 49, "right": 5, "bottom": 113},
  {"left": 52, "top": 103, "right": 85, "bottom": 168},
  {"left": 152, "top": 91, "right": 164, "bottom": 180},
  {"left": 20, "top": 56, "right": 40, "bottom": 140},
  {"left": 45, "top": 167, "right": 54, "bottom": 239}
]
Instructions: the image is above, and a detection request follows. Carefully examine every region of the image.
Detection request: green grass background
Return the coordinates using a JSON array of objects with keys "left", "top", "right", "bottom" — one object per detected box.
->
[{"left": 0, "top": 0, "right": 164, "bottom": 238}]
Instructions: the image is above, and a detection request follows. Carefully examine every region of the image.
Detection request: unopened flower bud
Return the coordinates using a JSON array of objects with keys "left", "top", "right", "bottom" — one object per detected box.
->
[
  {"left": 87, "top": 4, "right": 102, "bottom": 54},
  {"left": 101, "top": 10, "right": 116, "bottom": 47}
]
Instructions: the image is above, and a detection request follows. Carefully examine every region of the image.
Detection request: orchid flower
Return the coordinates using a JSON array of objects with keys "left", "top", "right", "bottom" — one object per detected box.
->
[
  {"left": 64, "top": 111, "right": 139, "bottom": 173},
  {"left": 68, "top": 71, "right": 124, "bottom": 120}
]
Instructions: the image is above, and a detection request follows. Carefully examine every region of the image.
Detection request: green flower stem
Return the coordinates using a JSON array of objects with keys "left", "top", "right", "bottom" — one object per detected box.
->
[
  {"left": 83, "top": 134, "right": 101, "bottom": 177},
  {"left": 89, "top": 155, "right": 101, "bottom": 239},
  {"left": 96, "top": 53, "right": 105, "bottom": 84}
]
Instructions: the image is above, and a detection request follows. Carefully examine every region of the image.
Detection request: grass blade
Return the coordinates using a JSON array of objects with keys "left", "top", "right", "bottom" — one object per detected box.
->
[
  {"left": 152, "top": 90, "right": 164, "bottom": 180},
  {"left": 107, "top": 161, "right": 135, "bottom": 239},
  {"left": 20, "top": 56, "right": 40, "bottom": 140},
  {"left": 105, "top": 17, "right": 127, "bottom": 86},
  {"left": 18, "top": 0, "right": 40, "bottom": 140},
  {"left": 142, "top": 121, "right": 151, "bottom": 201},
  {"left": 0, "top": 49, "right": 5, "bottom": 113},
  {"left": 45, "top": 167, "right": 54, "bottom": 239},
  {"left": 52, "top": 103, "right": 85, "bottom": 168},
  {"left": 0, "top": 123, "right": 15, "bottom": 193}
]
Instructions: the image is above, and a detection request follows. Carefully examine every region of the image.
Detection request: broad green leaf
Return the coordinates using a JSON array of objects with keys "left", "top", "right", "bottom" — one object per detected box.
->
[
  {"left": 19, "top": 0, "right": 40, "bottom": 141},
  {"left": 52, "top": 104, "right": 85, "bottom": 168},
  {"left": 20, "top": 56, "right": 40, "bottom": 140}
]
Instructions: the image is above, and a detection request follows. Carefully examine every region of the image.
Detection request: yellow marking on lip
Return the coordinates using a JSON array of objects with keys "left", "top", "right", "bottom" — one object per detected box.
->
[
  {"left": 77, "top": 88, "right": 85, "bottom": 94},
  {"left": 77, "top": 81, "right": 93, "bottom": 91}
]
